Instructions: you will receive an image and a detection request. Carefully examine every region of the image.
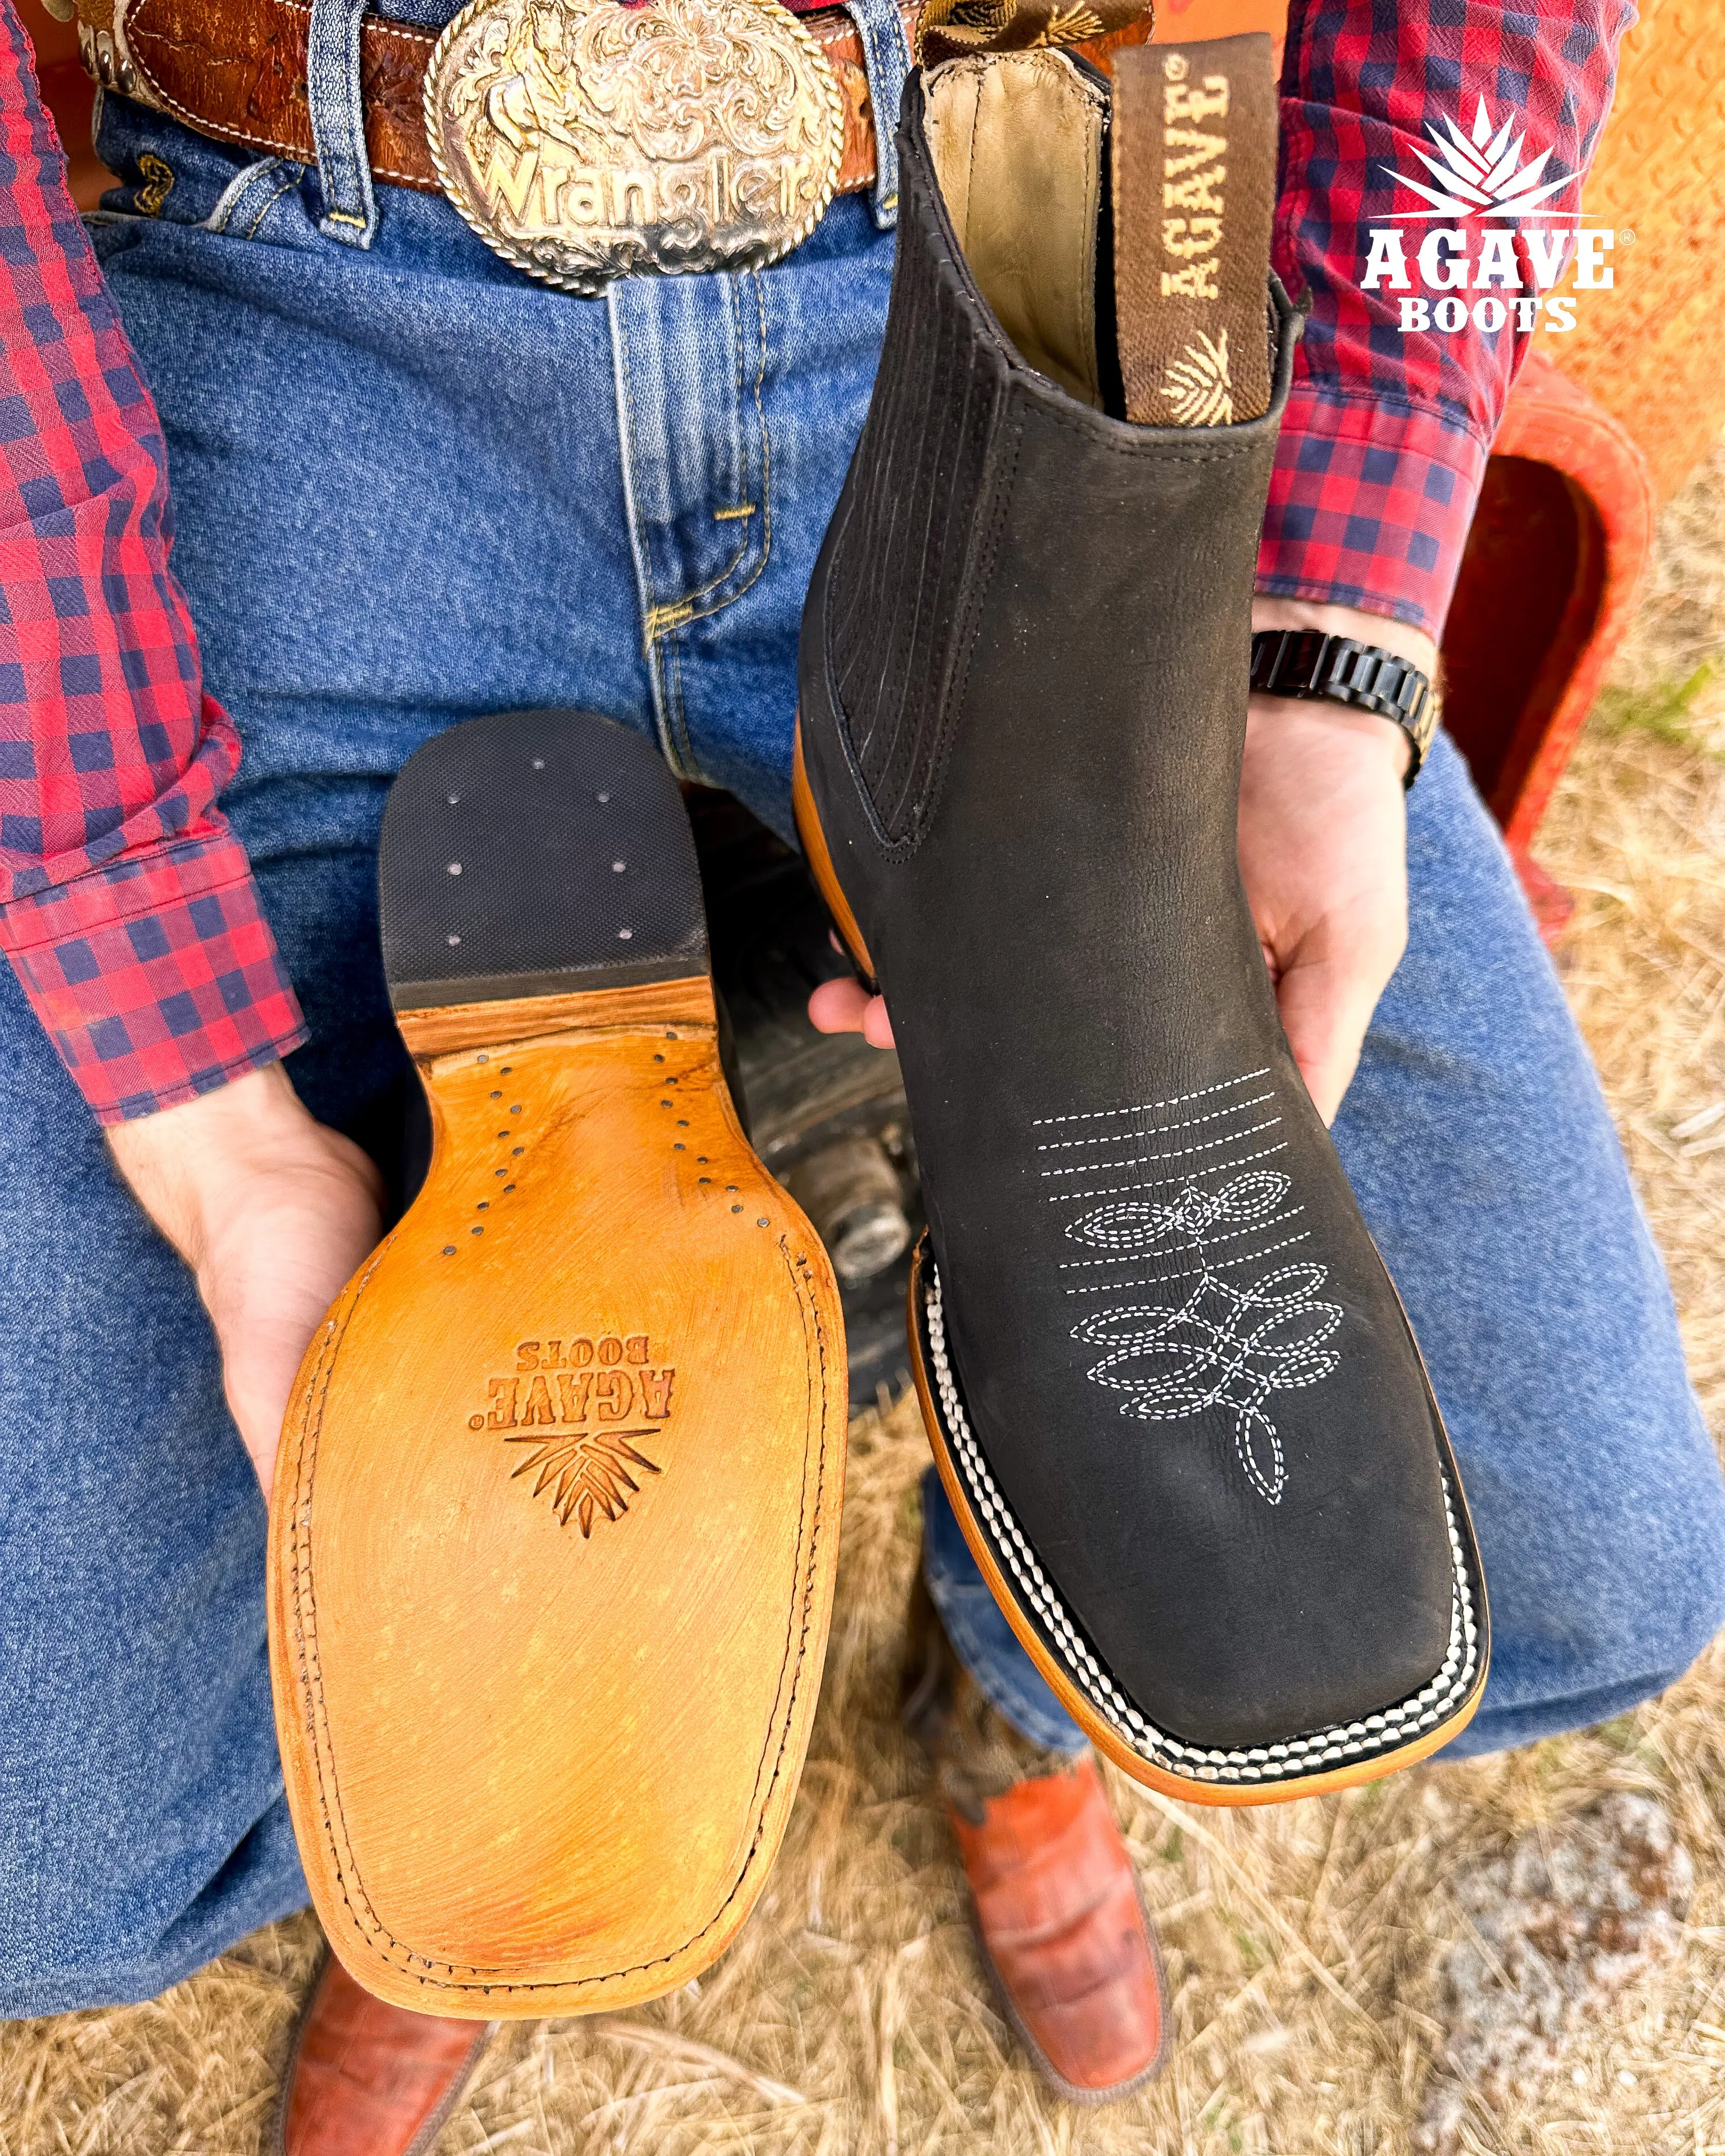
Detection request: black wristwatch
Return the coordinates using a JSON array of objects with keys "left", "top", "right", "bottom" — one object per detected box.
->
[{"left": 1249, "top": 629, "right": 1439, "bottom": 788}]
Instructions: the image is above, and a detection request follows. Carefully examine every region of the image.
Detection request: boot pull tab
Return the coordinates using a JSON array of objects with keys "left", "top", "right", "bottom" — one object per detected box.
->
[{"left": 1111, "top": 34, "right": 1278, "bottom": 426}]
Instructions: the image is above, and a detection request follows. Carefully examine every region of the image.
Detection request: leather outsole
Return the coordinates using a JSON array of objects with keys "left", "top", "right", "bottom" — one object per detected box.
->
[
  {"left": 268, "top": 713, "right": 847, "bottom": 2013},
  {"left": 910, "top": 1237, "right": 1487, "bottom": 1806}
]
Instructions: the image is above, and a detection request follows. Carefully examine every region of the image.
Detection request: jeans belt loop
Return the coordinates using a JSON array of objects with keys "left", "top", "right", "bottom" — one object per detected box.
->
[
  {"left": 841, "top": 0, "right": 908, "bottom": 230},
  {"left": 307, "top": 0, "right": 379, "bottom": 247}
]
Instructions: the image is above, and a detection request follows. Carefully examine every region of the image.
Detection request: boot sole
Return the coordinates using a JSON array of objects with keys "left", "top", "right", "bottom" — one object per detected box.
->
[
  {"left": 795, "top": 718, "right": 1486, "bottom": 1806},
  {"left": 270, "top": 711, "right": 847, "bottom": 2014}
]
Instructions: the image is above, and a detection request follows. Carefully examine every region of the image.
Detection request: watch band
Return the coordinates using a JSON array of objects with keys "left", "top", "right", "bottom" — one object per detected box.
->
[{"left": 1249, "top": 629, "right": 1439, "bottom": 788}]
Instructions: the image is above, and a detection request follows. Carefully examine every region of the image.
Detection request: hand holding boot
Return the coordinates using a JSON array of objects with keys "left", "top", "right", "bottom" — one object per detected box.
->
[
  {"left": 812, "top": 595, "right": 1434, "bottom": 1128},
  {"left": 108, "top": 1062, "right": 384, "bottom": 1492},
  {"left": 1240, "top": 597, "right": 1434, "bottom": 1122}
]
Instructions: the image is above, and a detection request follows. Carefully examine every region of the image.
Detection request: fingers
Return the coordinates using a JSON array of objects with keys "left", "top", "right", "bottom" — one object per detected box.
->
[
  {"left": 807, "top": 975, "right": 896, "bottom": 1049},
  {"left": 214, "top": 1177, "right": 383, "bottom": 1495},
  {"left": 194, "top": 1138, "right": 385, "bottom": 1496},
  {"left": 1274, "top": 957, "right": 1368, "bottom": 1124}
]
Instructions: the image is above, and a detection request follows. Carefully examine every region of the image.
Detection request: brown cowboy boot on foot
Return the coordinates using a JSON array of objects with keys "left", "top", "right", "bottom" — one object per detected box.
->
[
  {"left": 904, "top": 1575, "right": 1169, "bottom": 2102},
  {"left": 274, "top": 1955, "right": 495, "bottom": 2156}
]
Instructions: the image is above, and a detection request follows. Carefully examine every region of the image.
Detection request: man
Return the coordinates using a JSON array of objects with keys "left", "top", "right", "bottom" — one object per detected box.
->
[{"left": 2, "top": 0, "right": 1722, "bottom": 2139}]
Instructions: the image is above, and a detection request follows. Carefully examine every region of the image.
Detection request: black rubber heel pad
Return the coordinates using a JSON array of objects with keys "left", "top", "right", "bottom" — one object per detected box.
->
[{"left": 380, "top": 711, "right": 708, "bottom": 1011}]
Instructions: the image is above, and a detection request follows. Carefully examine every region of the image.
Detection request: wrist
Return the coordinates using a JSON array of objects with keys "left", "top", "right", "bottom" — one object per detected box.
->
[
  {"left": 1249, "top": 598, "right": 1436, "bottom": 784},
  {"left": 107, "top": 1060, "right": 326, "bottom": 1265},
  {"left": 1251, "top": 597, "right": 1437, "bottom": 679},
  {"left": 1246, "top": 695, "right": 1412, "bottom": 784}
]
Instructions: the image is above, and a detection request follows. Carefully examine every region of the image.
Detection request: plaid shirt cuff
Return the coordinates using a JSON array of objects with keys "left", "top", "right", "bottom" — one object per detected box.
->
[
  {"left": 0, "top": 833, "right": 307, "bottom": 1125},
  {"left": 1255, "top": 384, "right": 1490, "bottom": 642}
]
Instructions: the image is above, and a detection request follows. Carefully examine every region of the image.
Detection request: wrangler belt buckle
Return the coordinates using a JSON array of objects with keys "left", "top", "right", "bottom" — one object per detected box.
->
[{"left": 426, "top": 0, "right": 845, "bottom": 293}]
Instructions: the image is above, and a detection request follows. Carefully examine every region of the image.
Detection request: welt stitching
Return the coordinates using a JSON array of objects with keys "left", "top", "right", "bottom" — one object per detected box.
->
[
  {"left": 723, "top": 1238, "right": 835, "bottom": 1872},
  {"left": 295, "top": 1221, "right": 833, "bottom": 1995},
  {"left": 922, "top": 1267, "right": 1479, "bottom": 1781},
  {"left": 732, "top": 1239, "right": 823, "bottom": 1829},
  {"left": 291, "top": 1247, "right": 397, "bottom": 1958}
]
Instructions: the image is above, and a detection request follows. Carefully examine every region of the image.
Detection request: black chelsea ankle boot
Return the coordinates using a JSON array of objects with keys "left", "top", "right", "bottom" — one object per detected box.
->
[{"left": 795, "top": 35, "right": 1487, "bottom": 1802}]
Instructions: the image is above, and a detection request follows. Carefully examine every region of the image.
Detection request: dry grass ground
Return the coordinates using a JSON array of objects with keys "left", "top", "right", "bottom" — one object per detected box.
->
[{"left": 10, "top": 449, "right": 1725, "bottom": 2156}]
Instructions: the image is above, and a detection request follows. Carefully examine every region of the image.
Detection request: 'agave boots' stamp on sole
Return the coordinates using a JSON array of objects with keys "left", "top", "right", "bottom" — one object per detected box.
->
[
  {"left": 269, "top": 710, "right": 846, "bottom": 2013},
  {"left": 794, "top": 40, "right": 1487, "bottom": 1805}
]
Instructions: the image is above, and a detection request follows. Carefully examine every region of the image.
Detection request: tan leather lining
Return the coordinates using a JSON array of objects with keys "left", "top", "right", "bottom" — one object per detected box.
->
[{"left": 922, "top": 51, "right": 1108, "bottom": 410}]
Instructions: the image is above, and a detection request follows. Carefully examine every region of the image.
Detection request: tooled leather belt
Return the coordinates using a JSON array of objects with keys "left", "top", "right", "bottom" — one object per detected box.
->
[
  {"left": 73, "top": 0, "right": 913, "bottom": 199},
  {"left": 70, "top": 0, "right": 1149, "bottom": 292}
]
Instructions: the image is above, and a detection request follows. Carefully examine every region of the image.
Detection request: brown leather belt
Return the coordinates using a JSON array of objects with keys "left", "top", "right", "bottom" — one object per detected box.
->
[{"left": 82, "top": 0, "right": 913, "bottom": 197}]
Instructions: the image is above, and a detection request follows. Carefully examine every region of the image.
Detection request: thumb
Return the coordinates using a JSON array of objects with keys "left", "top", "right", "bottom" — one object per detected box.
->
[{"left": 1272, "top": 945, "right": 1382, "bottom": 1126}]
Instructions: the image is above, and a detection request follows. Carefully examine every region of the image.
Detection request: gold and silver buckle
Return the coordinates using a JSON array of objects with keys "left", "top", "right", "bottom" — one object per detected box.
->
[{"left": 425, "top": 0, "right": 846, "bottom": 293}]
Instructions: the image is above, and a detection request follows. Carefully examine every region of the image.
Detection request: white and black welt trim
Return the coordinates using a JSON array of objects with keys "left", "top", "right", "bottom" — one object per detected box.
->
[{"left": 922, "top": 1266, "right": 1481, "bottom": 1787}]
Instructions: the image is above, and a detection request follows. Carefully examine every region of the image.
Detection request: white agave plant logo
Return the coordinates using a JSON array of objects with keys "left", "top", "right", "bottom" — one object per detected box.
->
[
  {"left": 1391, "top": 93, "right": 1576, "bottom": 222},
  {"left": 1362, "top": 92, "right": 1621, "bottom": 338}
]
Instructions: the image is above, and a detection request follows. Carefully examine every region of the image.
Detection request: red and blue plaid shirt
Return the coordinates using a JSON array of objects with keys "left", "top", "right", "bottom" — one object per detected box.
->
[{"left": 1, "top": 0, "right": 1630, "bottom": 1123}]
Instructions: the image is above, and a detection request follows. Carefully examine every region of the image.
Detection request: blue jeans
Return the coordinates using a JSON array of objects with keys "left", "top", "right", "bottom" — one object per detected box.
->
[{"left": 2, "top": 73, "right": 1720, "bottom": 2017}]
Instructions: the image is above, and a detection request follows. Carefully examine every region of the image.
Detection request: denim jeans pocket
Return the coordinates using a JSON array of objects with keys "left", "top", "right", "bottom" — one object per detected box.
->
[{"left": 90, "top": 92, "right": 323, "bottom": 249}]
